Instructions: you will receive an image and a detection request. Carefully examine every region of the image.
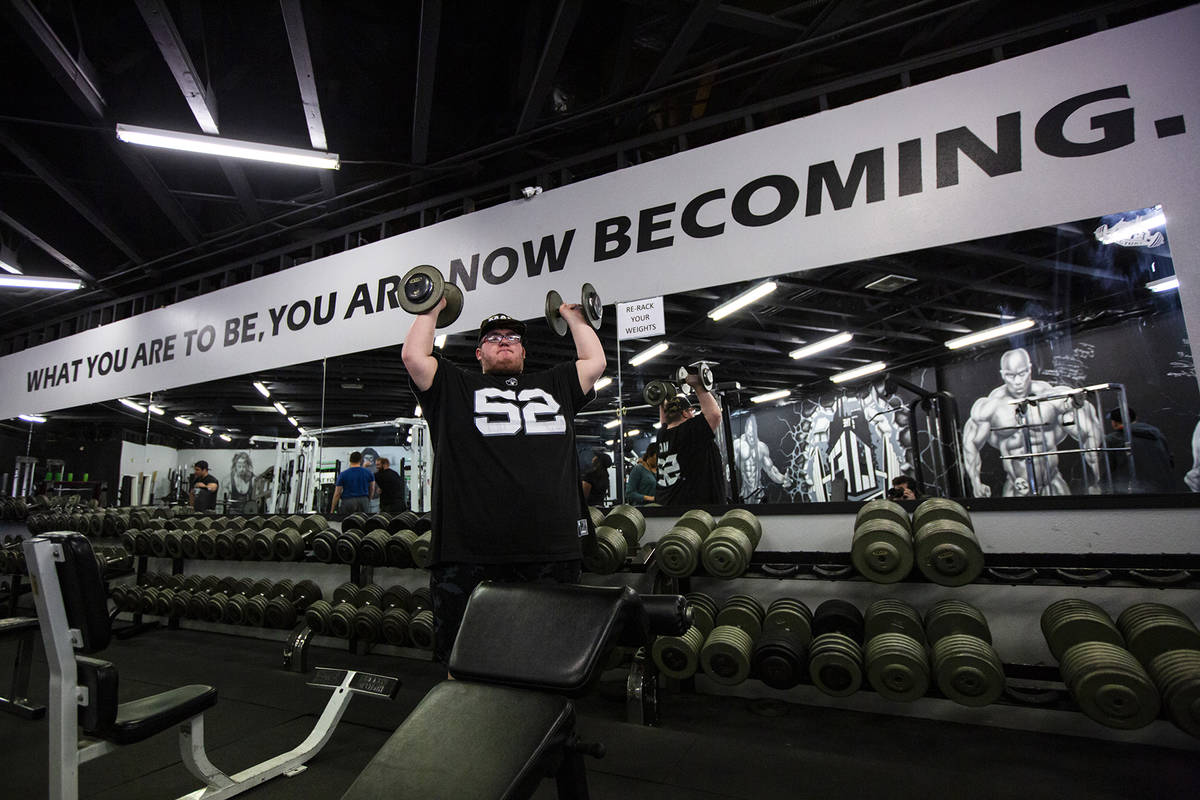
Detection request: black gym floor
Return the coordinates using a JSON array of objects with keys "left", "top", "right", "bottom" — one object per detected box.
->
[{"left": 2, "top": 624, "right": 1198, "bottom": 800}]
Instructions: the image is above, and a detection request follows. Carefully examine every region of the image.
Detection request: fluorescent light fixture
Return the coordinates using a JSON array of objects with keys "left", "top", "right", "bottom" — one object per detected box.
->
[
  {"left": 0, "top": 274, "right": 82, "bottom": 290},
  {"left": 198, "top": 425, "right": 214, "bottom": 434},
  {"left": 790, "top": 331, "right": 853, "bottom": 360},
  {"left": 297, "top": 427, "right": 308, "bottom": 436},
  {"left": 1095, "top": 207, "right": 1165, "bottom": 245},
  {"left": 604, "top": 418, "right": 622, "bottom": 429},
  {"left": 831, "top": 362, "right": 887, "bottom": 384},
  {"left": 148, "top": 404, "right": 165, "bottom": 416},
  {"left": 605, "top": 439, "right": 614, "bottom": 446},
  {"left": 652, "top": 422, "right": 662, "bottom": 430},
  {"left": 945, "top": 318, "right": 1036, "bottom": 350},
  {"left": 253, "top": 381, "right": 270, "bottom": 398},
  {"left": 273, "top": 401, "right": 288, "bottom": 415},
  {"left": 625, "top": 429, "right": 641, "bottom": 437},
  {"left": 174, "top": 416, "right": 192, "bottom": 426},
  {"left": 708, "top": 281, "right": 778, "bottom": 321},
  {"left": 0, "top": 245, "right": 21, "bottom": 274},
  {"left": 751, "top": 389, "right": 790, "bottom": 404},
  {"left": 1146, "top": 275, "right": 1179, "bottom": 293},
  {"left": 414, "top": 405, "right": 423, "bottom": 418},
  {"left": 434, "top": 334, "right": 447, "bottom": 349},
  {"left": 629, "top": 341, "right": 668, "bottom": 367},
  {"left": 594, "top": 377, "right": 612, "bottom": 391},
  {"left": 118, "top": 398, "right": 147, "bottom": 413},
  {"left": 115, "top": 123, "right": 340, "bottom": 170},
  {"left": 287, "top": 416, "right": 299, "bottom": 427},
  {"left": 18, "top": 414, "right": 46, "bottom": 423},
  {"left": 219, "top": 433, "right": 232, "bottom": 442}
]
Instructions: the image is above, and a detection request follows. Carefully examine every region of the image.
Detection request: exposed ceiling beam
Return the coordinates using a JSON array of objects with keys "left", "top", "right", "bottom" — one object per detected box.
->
[
  {"left": 944, "top": 242, "right": 1128, "bottom": 283},
  {"left": 516, "top": 0, "right": 583, "bottom": 134},
  {"left": 411, "top": 0, "right": 443, "bottom": 165},
  {"left": 0, "top": 209, "right": 102, "bottom": 286},
  {"left": 711, "top": 5, "right": 807, "bottom": 40},
  {"left": 644, "top": 0, "right": 722, "bottom": 91},
  {"left": 2, "top": 0, "right": 105, "bottom": 118},
  {"left": 279, "top": 0, "right": 335, "bottom": 201}
]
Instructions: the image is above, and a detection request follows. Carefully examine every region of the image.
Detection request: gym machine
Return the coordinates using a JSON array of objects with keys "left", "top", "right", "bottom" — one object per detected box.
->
[{"left": 24, "top": 532, "right": 401, "bottom": 800}]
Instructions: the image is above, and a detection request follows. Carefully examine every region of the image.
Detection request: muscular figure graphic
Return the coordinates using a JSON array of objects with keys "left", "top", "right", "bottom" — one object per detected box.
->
[
  {"left": 734, "top": 415, "right": 792, "bottom": 502},
  {"left": 962, "top": 348, "right": 1104, "bottom": 497},
  {"left": 1185, "top": 419, "right": 1200, "bottom": 493}
]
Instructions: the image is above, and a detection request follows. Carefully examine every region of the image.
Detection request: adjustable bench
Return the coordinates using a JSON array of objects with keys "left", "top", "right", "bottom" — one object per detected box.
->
[
  {"left": 340, "top": 581, "right": 690, "bottom": 800},
  {"left": 24, "top": 532, "right": 400, "bottom": 800},
  {"left": 0, "top": 614, "right": 43, "bottom": 718}
]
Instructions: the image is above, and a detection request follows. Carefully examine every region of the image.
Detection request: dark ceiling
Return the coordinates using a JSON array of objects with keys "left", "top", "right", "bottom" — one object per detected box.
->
[{"left": 0, "top": 0, "right": 1187, "bottom": 449}]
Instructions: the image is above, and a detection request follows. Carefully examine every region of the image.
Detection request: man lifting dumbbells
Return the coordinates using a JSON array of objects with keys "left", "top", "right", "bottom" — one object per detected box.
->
[
  {"left": 656, "top": 369, "right": 725, "bottom": 505},
  {"left": 401, "top": 287, "right": 606, "bottom": 665}
]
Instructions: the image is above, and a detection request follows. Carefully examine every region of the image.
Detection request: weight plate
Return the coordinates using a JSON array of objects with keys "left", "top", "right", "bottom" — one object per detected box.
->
[
  {"left": 914, "top": 519, "right": 984, "bottom": 586},
  {"left": 700, "top": 625, "right": 754, "bottom": 685},
  {"left": 851, "top": 518, "right": 913, "bottom": 583},
  {"left": 437, "top": 283, "right": 464, "bottom": 328},
  {"left": 581, "top": 282, "right": 603, "bottom": 330},
  {"left": 752, "top": 628, "right": 808, "bottom": 689},
  {"left": 1149, "top": 650, "right": 1200, "bottom": 737},
  {"left": 700, "top": 528, "right": 754, "bottom": 578},
  {"left": 808, "top": 633, "right": 864, "bottom": 697},
  {"left": 812, "top": 599, "right": 865, "bottom": 643},
  {"left": 656, "top": 527, "right": 702, "bottom": 577},
  {"left": 854, "top": 499, "right": 911, "bottom": 533},
  {"left": 924, "top": 599, "right": 991, "bottom": 645},
  {"left": 400, "top": 264, "right": 445, "bottom": 314},
  {"left": 652, "top": 626, "right": 705, "bottom": 679},
  {"left": 1070, "top": 662, "right": 1160, "bottom": 729},
  {"left": 866, "top": 633, "right": 930, "bottom": 702},
  {"left": 1040, "top": 599, "right": 1124, "bottom": 661},
  {"left": 674, "top": 509, "right": 715, "bottom": 539},
  {"left": 865, "top": 599, "right": 925, "bottom": 644},
  {"left": 684, "top": 592, "right": 719, "bottom": 637},
  {"left": 912, "top": 497, "right": 973, "bottom": 531},
  {"left": 545, "top": 289, "right": 567, "bottom": 336},
  {"left": 602, "top": 504, "right": 646, "bottom": 549},
  {"left": 931, "top": 635, "right": 1005, "bottom": 707},
  {"left": 716, "top": 509, "right": 763, "bottom": 549}
]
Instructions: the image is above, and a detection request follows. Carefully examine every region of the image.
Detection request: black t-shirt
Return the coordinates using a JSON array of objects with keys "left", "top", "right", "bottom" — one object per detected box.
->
[
  {"left": 413, "top": 355, "right": 595, "bottom": 564},
  {"left": 656, "top": 415, "right": 724, "bottom": 505},
  {"left": 190, "top": 473, "right": 219, "bottom": 512},
  {"left": 374, "top": 467, "right": 405, "bottom": 503},
  {"left": 582, "top": 465, "right": 610, "bottom": 504}
]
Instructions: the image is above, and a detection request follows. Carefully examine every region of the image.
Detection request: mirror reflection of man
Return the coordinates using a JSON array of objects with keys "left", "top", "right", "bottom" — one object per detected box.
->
[
  {"left": 962, "top": 347, "right": 1104, "bottom": 497},
  {"left": 372, "top": 457, "right": 407, "bottom": 513},
  {"left": 656, "top": 374, "right": 724, "bottom": 505},
  {"left": 189, "top": 460, "right": 219, "bottom": 512},
  {"left": 734, "top": 414, "right": 792, "bottom": 502}
]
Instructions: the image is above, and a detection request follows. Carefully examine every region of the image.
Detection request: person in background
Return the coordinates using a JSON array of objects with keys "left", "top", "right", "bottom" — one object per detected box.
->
[
  {"left": 373, "top": 456, "right": 407, "bottom": 513},
  {"left": 624, "top": 443, "right": 658, "bottom": 505},
  {"left": 1106, "top": 407, "right": 1176, "bottom": 493},
  {"left": 581, "top": 451, "right": 613, "bottom": 504},
  {"left": 887, "top": 474, "right": 919, "bottom": 500},
  {"left": 189, "top": 461, "right": 219, "bottom": 512},
  {"left": 656, "top": 373, "right": 724, "bottom": 505},
  {"left": 330, "top": 451, "right": 375, "bottom": 515}
]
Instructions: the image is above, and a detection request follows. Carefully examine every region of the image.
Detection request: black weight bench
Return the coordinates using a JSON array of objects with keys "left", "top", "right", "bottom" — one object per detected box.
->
[
  {"left": 341, "top": 582, "right": 690, "bottom": 800},
  {"left": 0, "top": 615, "right": 44, "bottom": 719},
  {"left": 24, "top": 532, "right": 400, "bottom": 800}
]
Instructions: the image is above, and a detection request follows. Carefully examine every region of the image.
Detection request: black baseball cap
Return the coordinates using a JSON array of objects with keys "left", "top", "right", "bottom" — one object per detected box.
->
[
  {"left": 663, "top": 396, "right": 690, "bottom": 415},
  {"left": 477, "top": 313, "right": 527, "bottom": 344},
  {"left": 194, "top": 460, "right": 209, "bottom": 470}
]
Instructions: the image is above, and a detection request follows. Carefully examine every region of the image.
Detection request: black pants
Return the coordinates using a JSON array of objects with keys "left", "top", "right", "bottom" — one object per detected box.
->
[{"left": 429, "top": 560, "right": 581, "bottom": 664}]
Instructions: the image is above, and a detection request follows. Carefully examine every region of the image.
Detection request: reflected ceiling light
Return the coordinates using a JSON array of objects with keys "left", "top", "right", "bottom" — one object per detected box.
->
[
  {"left": 594, "top": 377, "right": 612, "bottom": 391},
  {"left": 652, "top": 422, "right": 662, "bottom": 429},
  {"left": 18, "top": 414, "right": 46, "bottom": 423},
  {"left": 273, "top": 401, "right": 288, "bottom": 415},
  {"left": 118, "top": 398, "right": 147, "bottom": 413},
  {"left": 414, "top": 405, "right": 423, "bottom": 418},
  {"left": 253, "top": 381, "right": 270, "bottom": 398},
  {"left": 624, "top": 428, "right": 641, "bottom": 437},
  {"left": 751, "top": 389, "right": 790, "bottom": 404},
  {"left": 148, "top": 404, "right": 165, "bottom": 416},
  {"left": 604, "top": 418, "right": 622, "bottom": 429},
  {"left": 434, "top": 334, "right": 447, "bottom": 349},
  {"left": 174, "top": 416, "right": 192, "bottom": 426},
  {"left": 0, "top": 245, "right": 22, "bottom": 274},
  {"left": 198, "top": 425, "right": 214, "bottom": 434},
  {"left": 1094, "top": 207, "right": 1165, "bottom": 246},
  {"left": 297, "top": 427, "right": 308, "bottom": 436},
  {"left": 219, "top": 433, "right": 232, "bottom": 442},
  {"left": 605, "top": 439, "right": 614, "bottom": 445},
  {"left": 628, "top": 341, "right": 668, "bottom": 367},
  {"left": 945, "top": 318, "right": 1035, "bottom": 350},
  {"left": 708, "top": 281, "right": 778, "bottom": 321},
  {"left": 1146, "top": 275, "right": 1179, "bottom": 293},
  {"left": 287, "top": 416, "right": 299, "bottom": 427},
  {"left": 115, "top": 123, "right": 340, "bottom": 170},
  {"left": 790, "top": 331, "right": 852, "bottom": 360},
  {"left": 0, "top": 274, "right": 82, "bottom": 290},
  {"left": 831, "top": 362, "right": 887, "bottom": 384}
]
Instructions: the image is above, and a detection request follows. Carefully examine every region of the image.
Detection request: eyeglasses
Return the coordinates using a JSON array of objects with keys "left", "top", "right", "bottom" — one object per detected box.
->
[{"left": 481, "top": 332, "right": 522, "bottom": 344}]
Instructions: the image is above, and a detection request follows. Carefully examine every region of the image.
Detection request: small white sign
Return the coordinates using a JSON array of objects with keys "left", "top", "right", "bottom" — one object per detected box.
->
[{"left": 617, "top": 297, "right": 665, "bottom": 341}]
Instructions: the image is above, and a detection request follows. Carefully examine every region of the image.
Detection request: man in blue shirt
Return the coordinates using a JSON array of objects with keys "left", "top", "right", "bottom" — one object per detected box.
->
[{"left": 330, "top": 451, "right": 375, "bottom": 515}]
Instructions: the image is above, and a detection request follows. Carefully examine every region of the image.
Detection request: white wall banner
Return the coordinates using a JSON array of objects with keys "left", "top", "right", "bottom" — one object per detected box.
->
[
  {"left": 616, "top": 297, "right": 665, "bottom": 341},
  {"left": 1, "top": 6, "right": 1198, "bottom": 419}
]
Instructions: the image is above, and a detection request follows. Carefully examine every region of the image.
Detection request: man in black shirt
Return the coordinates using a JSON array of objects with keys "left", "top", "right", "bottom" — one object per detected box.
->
[
  {"left": 189, "top": 460, "right": 219, "bottom": 512},
  {"left": 581, "top": 451, "right": 612, "bottom": 504},
  {"left": 402, "top": 295, "right": 605, "bottom": 664},
  {"left": 373, "top": 457, "right": 407, "bottom": 512},
  {"left": 656, "top": 373, "right": 725, "bottom": 505}
]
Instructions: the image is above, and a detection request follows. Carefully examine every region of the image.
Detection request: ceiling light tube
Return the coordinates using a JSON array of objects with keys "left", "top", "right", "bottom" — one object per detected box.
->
[
  {"left": 1096, "top": 207, "right": 1165, "bottom": 244},
  {"left": 174, "top": 416, "right": 192, "bottom": 426},
  {"left": 0, "top": 245, "right": 22, "bottom": 275},
  {"left": 253, "top": 381, "right": 270, "bottom": 398},
  {"left": 198, "top": 425, "right": 214, "bottom": 434},
  {"left": 414, "top": 404, "right": 423, "bottom": 418},
  {"left": 604, "top": 418, "right": 622, "bottom": 429},
  {"left": 116, "top": 123, "right": 340, "bottom": 170},
  {"left": 434, "top": 334, "right": 447, "bottom": 349},
  {"left": 790, "top": 331, "right": 853, "bottom": 360},
  {"left": 0, "top": 274, "right": 82, "bottom": 290},
  {"left": 594, "top": 377, "right": 612, "bottom": 391},
  {"left": 708, "top": 281, "right": 778, "bottom": 321},
  {"left": 751, "top": 389, "right": 791, "bottom": 404},
  {"left": 287, "top": 416, "right": 299, "bottom": 427},
  {"left": 297, "top": 428, "right": 308, "bottom": 436},
  {"left": 219, "top": 433, "right": 232, "bottom": 442},
  {"left": 118, "top": 398, "right": 147, "bottom": 413},
  {"left": 625, "top": 429, "right": 641, "bottom": 437},
  {"left": 629, "top": 341, "right": 669, "bottom": 367},
  {"left": 831, "top": 362, "right": 887, "bottom": 384},
  {"left": 273, "top": 401, "right": 288, "bottom": 415},
  {"left": 18, "top": 414, "right": 47, "bottom": 423},
  {"left": 945, "top": 318, "right": 1036, "bottom": 350},
  {"left": 148, "top": 404, "right": 165, "bottom": 415},
  {"left": 1146, "top": 276, "right": 1179, "bottom": 293}
]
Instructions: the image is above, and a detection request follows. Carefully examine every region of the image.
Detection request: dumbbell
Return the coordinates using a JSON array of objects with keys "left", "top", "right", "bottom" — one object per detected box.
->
[
  {"left": 699, "top": 509, "right": 762, "bottom": 578},
  {"left": 808, "top": 600, "right": 866, "bottom": 697},
  {"left": 851, "top": 499, "right": 914, "bottom": 584},
  {"left": 674, "top": 362, "right": 715, "bottom": 392},
  {"left": 912, "top": 498, "right": 984, "bottom": 586},
  {"left": 751, "top": 598, "right": 812, "bottom": 690},
  {"left": 544, "top": 283, "right": 603, "bottom": 336},
  {"left": 864, "top": 599, "right": 929, "bottom": 702},
  {"left": 656, "top": 509, "right": 716, "bottom": 578},
  {"left": 359, "top": 530, "right": 393, "bottom": 566},
  {"left": 925, "top": 599, "right": 1005, "bottom": 707},
  {"left": 642, "top": 379, "right": 678, "bottom": 407},
  {"left": 379, "top": 585, "right": 413, "bottom": 645},
  {"left": 386, "top": 530, "right": 418, "bottom": 568},
  {"left": 409, "top": 531, "right": 433, "bottom": 569},
  {"left": 398, "top": 264, "right": 464, "bottom": 327}
]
